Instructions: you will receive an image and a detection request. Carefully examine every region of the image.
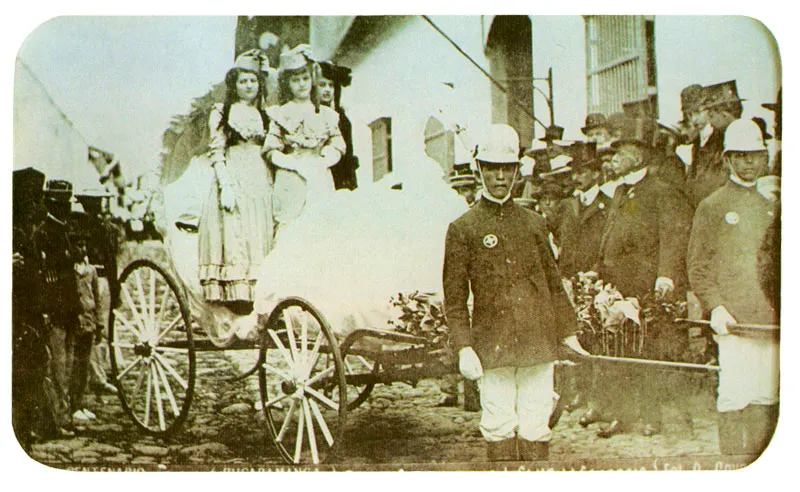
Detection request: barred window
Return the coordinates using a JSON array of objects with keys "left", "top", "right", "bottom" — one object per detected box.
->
[{"left": 584, "top": 15, "right": 658, "bottom": 117}]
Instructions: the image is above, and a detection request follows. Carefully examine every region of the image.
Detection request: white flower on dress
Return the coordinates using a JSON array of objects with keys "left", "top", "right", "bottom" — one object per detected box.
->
[{"left": 228, "top": 102, "right": 265, "bottom": 141}]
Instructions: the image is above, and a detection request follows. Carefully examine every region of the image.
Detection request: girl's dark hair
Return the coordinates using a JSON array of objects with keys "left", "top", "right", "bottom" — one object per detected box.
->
[
  {"left": 218, "top": 67, "right": 270, "bottom": 146},
  {"left": 278, "top": 64, "right": 320, "bottom": 112}
]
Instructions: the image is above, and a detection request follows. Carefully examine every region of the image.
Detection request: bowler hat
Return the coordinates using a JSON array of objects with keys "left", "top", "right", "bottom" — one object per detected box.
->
[
  {"left": 680, "top": 84, "right": 705, "bottom": 114},
  {"left": 475, "top": 124, "right": 520, "bottom": 165},
  {"left": 44, "top": 179, "right": 73, "bottom": 203},
  {"left": 581, "top": 113, "right": 607, "bottom": 135},
  {"left": 611, "top": 118, "right": 656, "bottom": 149}
]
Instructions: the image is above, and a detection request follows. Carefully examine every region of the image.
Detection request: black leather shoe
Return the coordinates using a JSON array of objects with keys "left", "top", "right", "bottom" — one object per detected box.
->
[
  {"left": 435, "top": 395, "right": 459, "bottom": 408},
  {"left": 579, "top": 408, "right": 602, "bottom": 427},
  {"left": 642, "top": 423, "right": 661, "bottom": 437},
  {"left": 597, "top": 420, "right": 624, "bottom": 439}
]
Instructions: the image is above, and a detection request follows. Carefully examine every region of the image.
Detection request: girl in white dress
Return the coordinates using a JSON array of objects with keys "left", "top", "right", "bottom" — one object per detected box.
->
[
  {"left": 262, "top": 45, "right": 346, "bottom": 230},
  {"left": 198, "top": 51, "right": 274, "bottom": 312}
]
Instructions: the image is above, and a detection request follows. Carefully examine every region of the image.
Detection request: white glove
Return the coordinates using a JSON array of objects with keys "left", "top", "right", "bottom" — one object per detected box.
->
[
  {"left": 458, "top": 347, "right": 483, "bottom": 381},
  {"left": 214, "top": 164, "right": 237, "bottom": 212},
  {"left": 562, "top": 335, "right": 591, "bottom": 357},
  {"left": 756, "top": 175, "right": 780, "bottom": 202},
  {"left": 654, "top": 277, "right": 675, "bottom": 298},
  {"left": 710, "top": 305, "right": 736, "bottom": 336},
  {"left": 320, "top": 147, "right": 341, "bottom": 168}
]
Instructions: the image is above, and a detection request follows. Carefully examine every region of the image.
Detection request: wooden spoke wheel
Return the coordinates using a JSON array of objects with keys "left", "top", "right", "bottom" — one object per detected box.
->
[
  {"left": 258, "top": 298, "right": 347, "bottom": 465},
  {"left": 338, "top": 330, "right": 381, "bottom": 410},
  {"left": 109, "top": 259, "right": 195, "bottom": 435}
]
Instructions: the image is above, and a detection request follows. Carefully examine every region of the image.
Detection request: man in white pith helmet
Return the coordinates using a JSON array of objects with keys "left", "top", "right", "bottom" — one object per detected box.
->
[
  {"left": 443, "top": 123, "right": 587, "bottom": 462},
  {"left": 688, "top": 118, "right": 779, "bottom": 456}
]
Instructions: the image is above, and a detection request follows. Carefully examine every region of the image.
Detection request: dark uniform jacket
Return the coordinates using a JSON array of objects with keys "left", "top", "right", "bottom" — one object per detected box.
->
[
  {"left": 688, "top": 129, "right": 728, "bottom": 208},
  {"left": 597, "top": 171, "right": 693, "bottom": 300},
  {"left": 554, "top": 192, "right": 611, "bottom": 279},
  {"left": 688, "top": 181, "right": 778, "bottom": 324},
  {"left": 443, "top": 198, "right": 576, "bottom": 369},
  {"left": 31, "top": 215, "right": 80, "bottom": 324}
]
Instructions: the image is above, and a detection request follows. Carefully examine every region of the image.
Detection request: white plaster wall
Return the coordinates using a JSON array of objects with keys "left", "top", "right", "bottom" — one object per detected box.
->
[
  {"left": 337, "top": 16, "right": 493, "bottom": 186},
  {"left": 14, "top": 59, "right": 98, "bottom": 192}
]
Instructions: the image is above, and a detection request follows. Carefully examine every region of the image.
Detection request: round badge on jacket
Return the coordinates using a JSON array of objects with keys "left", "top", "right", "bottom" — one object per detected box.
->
[
  {"left": 483, "top": 234, "right": 498, "bottom": 249},
  {"left": 724, "top": 212, "right": 740, "bottom": 225}
]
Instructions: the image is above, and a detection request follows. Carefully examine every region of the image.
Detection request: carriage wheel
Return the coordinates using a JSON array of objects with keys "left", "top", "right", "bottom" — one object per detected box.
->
[
  {"left": 109, "top": 259, "right": 195, "bottom": 435},
  {"left": 258, "top": 298, "right": 347, "bottom": 465},
  {"left": 337, "top": 330, "right": 381, "bottom": 410}
]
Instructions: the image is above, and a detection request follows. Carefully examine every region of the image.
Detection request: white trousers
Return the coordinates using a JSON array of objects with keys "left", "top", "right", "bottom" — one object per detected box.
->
[
  {"left": 478, "top": 363, "right": 555, "bottom": 442},
  {"left": 716, "top": 334, "right": 780, "bottom": 413}
]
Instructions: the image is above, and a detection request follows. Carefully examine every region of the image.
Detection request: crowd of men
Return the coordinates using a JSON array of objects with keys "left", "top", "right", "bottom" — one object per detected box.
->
[
  {"left": 444, "top": 80, "right": 780, "bottom": 460},
  {"left": 12, "top": 170, "right": 122, "bottom": 450}
]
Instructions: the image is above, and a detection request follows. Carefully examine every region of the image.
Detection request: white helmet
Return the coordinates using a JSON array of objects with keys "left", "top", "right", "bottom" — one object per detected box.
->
[
  {"left": 723, "top": 119, "right": 766, "bottom": 153},
  {"left": 475, "top": 124, "right": 521, "bottom": 164}
]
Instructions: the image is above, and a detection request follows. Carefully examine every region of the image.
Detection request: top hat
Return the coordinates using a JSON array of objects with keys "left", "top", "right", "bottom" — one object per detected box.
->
[
  {"left": 568, "top": 141, "right": 600, "bottom": 171},
  {"left": 44, "top": 179, "right": 73, "bottom": 203},
  {"left": 611, "top": 117, "right": 656, "bottom": 149},
  {"left": 13, "top": 167, "right": 45, "bottom": 205},
  {"left": 279, "top": 44, "right": 313, "bottom": 72},
  {"left": 234, "top": 48, "right": 271, "bottom": 72},
  {"left": 318, "top": 61, "right": 353, "bottom": 87},
  {"left": 622, "top": 98, "right": 656, "bottom": 119},
  {"left": 681, "top": 84, "right": 705, "bottom": 114},
  {"left": 475, "top": 124, "right": 520, "bottom": 164},
  {"left": 581, "top": 113, "right": 608, "bottom": 135},
  {"left": 606, "top": 112, "right": 628, "bottom": 135},
  {"left": 762, "top": 88, "right": 781, "bottom": 113},
  {"left": 542, "top": 125, "right": 565, "bottom": 142},
  {"left": 701, "top": 80, "right": 745, "bottom": 110},
  {"left": 523, "top": 138, "right": 548, "bottom": 158}
]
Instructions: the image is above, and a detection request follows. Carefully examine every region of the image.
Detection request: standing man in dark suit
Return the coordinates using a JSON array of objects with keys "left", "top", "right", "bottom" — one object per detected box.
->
[
  {"left": 443, "top": 124, "right": 586, "bottom": 462},
  {"left": 595, "top": 118, "right": 694, "bottom": 438},
  {"left": 687, "top": 81, "right": 743, "bottom": 208},
  {"left": 549, "top": 142, "right": 613, "bottom": 424}
]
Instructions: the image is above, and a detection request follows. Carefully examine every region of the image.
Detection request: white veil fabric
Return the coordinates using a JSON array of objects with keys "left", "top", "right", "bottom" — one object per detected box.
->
[{"left": 159, "top": 116, "right": 469, "bottom": 346}]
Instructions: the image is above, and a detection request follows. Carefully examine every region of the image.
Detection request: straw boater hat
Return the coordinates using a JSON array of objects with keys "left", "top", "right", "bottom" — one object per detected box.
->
[{"left": 448, "top": 163, "right": 477, "bottom": 189}]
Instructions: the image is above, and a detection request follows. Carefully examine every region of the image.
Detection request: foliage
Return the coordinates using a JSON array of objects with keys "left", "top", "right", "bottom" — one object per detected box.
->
[{"left": 387, "top": 291, "right": 450, "bottom": 347}]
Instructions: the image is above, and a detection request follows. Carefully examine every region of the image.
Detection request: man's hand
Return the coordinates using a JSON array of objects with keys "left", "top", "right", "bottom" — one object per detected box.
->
[
  {"left": 654, "top": 277, "right": 674, "bottom": 299},
  {"left": 562, "top": 335, "right": 591, "bottom": 357},
  {"left": 458, "top": 347, "right": 484, "bottom": 381},
  {"left": 710, "top": 306, "right": 736, "bottom": 336}
]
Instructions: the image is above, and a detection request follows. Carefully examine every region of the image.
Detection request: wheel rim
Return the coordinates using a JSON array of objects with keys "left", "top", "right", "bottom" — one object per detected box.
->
[
  {"left": 338, "top": 332, "right": 380, "bottom": 410},
  {"left": 109, "top": 260, "right": 195, "bottom": 435},
  {"left": 259, "top": 298, "right": 347, "bottom": 465}
]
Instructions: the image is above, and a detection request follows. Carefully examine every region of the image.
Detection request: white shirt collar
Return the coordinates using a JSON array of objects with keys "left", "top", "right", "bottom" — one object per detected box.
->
[
  {"left": 622, "top": 167, "right": 648, "bottom": 186},
  {"left": 699, "top": 123, "right": 714, "bottom": 147},
  {"left": 578, "top": 184, "right": 600, "bottom": 207},
  {"left": 728, "top": 171, "right": 756, "bottom": 188},
  {"left": 600, "top": 178, "right": 622, "bottom": 198}
]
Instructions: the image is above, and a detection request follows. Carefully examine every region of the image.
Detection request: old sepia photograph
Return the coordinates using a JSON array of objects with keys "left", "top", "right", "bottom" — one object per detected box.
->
[{"left": 9, "top": 11, "right": 787, "bottom": 474}]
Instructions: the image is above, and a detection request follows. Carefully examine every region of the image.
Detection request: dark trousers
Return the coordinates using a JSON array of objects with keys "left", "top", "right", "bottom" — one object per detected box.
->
[
  {"left": 12, "top": 317, "right": 51, "bottom": 447},
  {"left": 718, "top": 404, "right": 779, "bottom": 456},
  {"left": 69, "top": 332, "right": 95, "bottom": 412}
]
